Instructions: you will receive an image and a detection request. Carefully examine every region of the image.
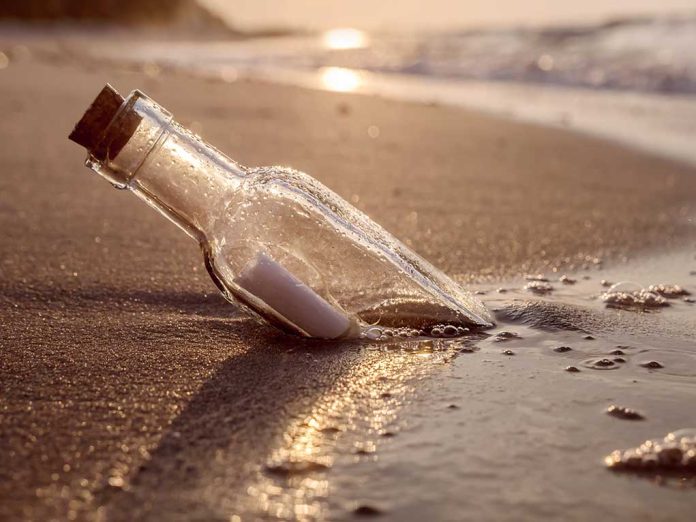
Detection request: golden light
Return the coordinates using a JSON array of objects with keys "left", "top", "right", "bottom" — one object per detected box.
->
[
  {"left": 322, "top": 28, "right": 369, "bottom": 50},
  {"left": 239, "top": 337, "right": 454, "bottom": 519},
  {"left": 320, "top": 67, "right": 361, "bottom": 93}
]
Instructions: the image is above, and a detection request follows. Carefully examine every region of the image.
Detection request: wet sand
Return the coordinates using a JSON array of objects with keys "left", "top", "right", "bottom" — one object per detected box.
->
[{"left": 1, "top": 49, "right": 696, "bottom": 520}]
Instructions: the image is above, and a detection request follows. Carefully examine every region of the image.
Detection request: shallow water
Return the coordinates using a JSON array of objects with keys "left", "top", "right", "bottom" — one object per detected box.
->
[{"left": 235, "top": 249, "right": 696, "bottom": 519}]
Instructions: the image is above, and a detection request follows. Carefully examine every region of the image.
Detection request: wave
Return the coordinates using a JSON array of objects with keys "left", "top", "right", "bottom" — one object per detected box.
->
[{"left": 315, "top": 14, "right": 696, "bottom": 94}]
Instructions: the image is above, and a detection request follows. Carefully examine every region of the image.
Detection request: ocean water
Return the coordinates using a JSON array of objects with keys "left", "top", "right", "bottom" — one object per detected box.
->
[
  {"left": 106, "top": 15, "right": 696, "bottom": 94},
  {"left": 82, "top": 14, "right": 696, "bottom": 164}
]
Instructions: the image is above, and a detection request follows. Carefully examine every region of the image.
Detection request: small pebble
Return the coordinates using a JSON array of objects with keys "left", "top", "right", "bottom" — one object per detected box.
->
[
  {"left": 685, "top": 297, "right": 695, "bottom": 303},
  {"left": 559, "top": 275, "right": 576, "bottom": 285},
  {"left": 565, "top": 366, "right": 580, "bottom": 373},
  {"left": 606, "top": 405, "right": 645, "bottom": 421},
  {"left": 502, "top": 349, "right": 515, "bottom": 356},
  {"left": 640, "top": 360, "right": 664, "bottom": 369},
  {"left": 336, "top": 102, "right": 351, "bottom": 115},
  {"left": 553, "top": 346, "right": 572, "bottom": 353},
  {"left": 595, "top": 358, "right": 615, "bottom": 367},
  {"left": 496, "top": 288, "right": 508, "bottom": 294},
  {"left": 584, "top": 335, "right": 595, "bottom": 340},
  {"left": 601, "top": 279, "right": 612, "bottom": 287}
]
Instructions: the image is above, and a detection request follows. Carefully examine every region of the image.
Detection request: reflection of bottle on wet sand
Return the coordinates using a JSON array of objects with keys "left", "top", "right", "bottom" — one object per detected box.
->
[{"left": 69, "top": 84, "right": 493, "bottom": 339}]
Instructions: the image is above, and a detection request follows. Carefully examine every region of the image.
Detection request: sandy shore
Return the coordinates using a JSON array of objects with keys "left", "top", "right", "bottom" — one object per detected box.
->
[{"left": 1, "top": 49, "right": 696, "bottom": 520}]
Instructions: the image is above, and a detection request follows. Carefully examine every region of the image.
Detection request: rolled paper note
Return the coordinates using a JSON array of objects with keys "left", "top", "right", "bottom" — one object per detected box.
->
[{"left": 234, "top": 251, "right": 355, "bottom": 339}]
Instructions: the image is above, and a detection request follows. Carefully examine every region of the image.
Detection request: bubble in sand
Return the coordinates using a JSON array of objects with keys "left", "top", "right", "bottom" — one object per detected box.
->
[
  {"left": 565, "top": 366, "right": 581, "bottom": 372},
  {"left": 443, "top": 325, "right": 461, "bottom": 337},
  {"left": 559, "top": 275, "right": 576, "bottom": 285},
  {"left": 554, "top": 346, "right": 573, "bottom": 353},
  {"left": 524, "top": 281, "right": 553, "bottom": 295},
  {"left": 583, "top": 358, "right": 619, "bottom": 370},
  {"left": 601, "top": 282, "right": 668, "bottom": 309},
  {"left": 609, "top": 349, "right": 625, "bottom": 356},
  {"left": 606, "top": 405, "right": 645, "bottom": 421},
  {"left": 362, "top": 325, "right": 426, "bottom": 341},
  {"left": 605, "top": 428, "right": 696, "bottom": 474},
  {"left": 364, "top": 327, "right": 383, "bottom": 340},
  {"left": 639, "top": 360, "right": 664, "bottom": 369},
  {"left": 502, "top": 349, "right": 515, "bottom": 356}
]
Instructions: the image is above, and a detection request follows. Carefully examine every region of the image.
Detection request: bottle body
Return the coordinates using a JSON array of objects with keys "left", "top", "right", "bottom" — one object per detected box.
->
[{"left": 74, "top": 87, "right": 493, "bottom": 339}]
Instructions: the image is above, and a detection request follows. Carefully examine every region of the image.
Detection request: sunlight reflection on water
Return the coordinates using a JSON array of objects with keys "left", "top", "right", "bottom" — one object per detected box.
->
[
  {"left": 320, "top": 66, "right": 362, "bottom": 92},
  {"left": 322, "top": 28, "right": 369, "bottom": 50}
]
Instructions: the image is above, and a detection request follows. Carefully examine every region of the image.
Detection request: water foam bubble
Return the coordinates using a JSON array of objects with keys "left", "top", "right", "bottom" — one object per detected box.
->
[
  {"left": 524, "top": 281, "right": 553, "bottom": 295},
  {"left": 647, "top": 284, "right": 691, "bottom": 298},
  {"left": 605, "top": 428, "right": 696, "bottom": 474},
  {"left": 601, "top": 282, "right": 668, "bottom": 309}
]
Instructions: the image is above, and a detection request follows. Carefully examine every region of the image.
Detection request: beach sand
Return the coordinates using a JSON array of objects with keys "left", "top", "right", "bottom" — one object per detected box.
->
[{"left": 1, "top": 49, "right": 696, "bottom": 520}]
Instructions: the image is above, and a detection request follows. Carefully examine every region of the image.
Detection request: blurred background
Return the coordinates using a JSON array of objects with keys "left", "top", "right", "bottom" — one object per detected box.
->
[
  {"left": 1, "top": 0, "right": 695, "bottom": 160},
  {"left": 1, "top": 0, "right": 695, "bottom": 89}
]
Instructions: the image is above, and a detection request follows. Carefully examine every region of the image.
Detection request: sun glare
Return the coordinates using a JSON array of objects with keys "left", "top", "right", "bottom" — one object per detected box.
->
[
  {"left": 319, "top": 67, "right": 362, "bottom": 93},
  {"left": 322, "top": 28, "right": 369, "bottom": 50}
]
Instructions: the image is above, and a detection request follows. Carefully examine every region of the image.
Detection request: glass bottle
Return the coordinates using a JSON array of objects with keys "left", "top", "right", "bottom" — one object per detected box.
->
[{"left": 69, "top": 85, "right": 493, "bottom": 339}]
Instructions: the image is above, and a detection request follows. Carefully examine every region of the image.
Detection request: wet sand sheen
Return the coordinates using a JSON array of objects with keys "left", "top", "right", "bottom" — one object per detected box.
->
[{"left": 0, "top": 50, "right": 695, "bottom": 520}]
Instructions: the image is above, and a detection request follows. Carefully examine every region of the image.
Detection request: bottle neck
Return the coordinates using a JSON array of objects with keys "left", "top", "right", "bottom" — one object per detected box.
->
[
  {"left": 128, "top": 122, "right": 247, "bottom": 241},
  {"left": 83, "top": 90, "right": 246, "bottom": 242}
]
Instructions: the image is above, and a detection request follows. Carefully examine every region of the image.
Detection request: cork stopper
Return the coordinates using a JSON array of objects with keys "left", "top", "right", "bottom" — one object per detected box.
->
[{"left": 69, "top": 84, "right": 124, "bottom": 151}]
